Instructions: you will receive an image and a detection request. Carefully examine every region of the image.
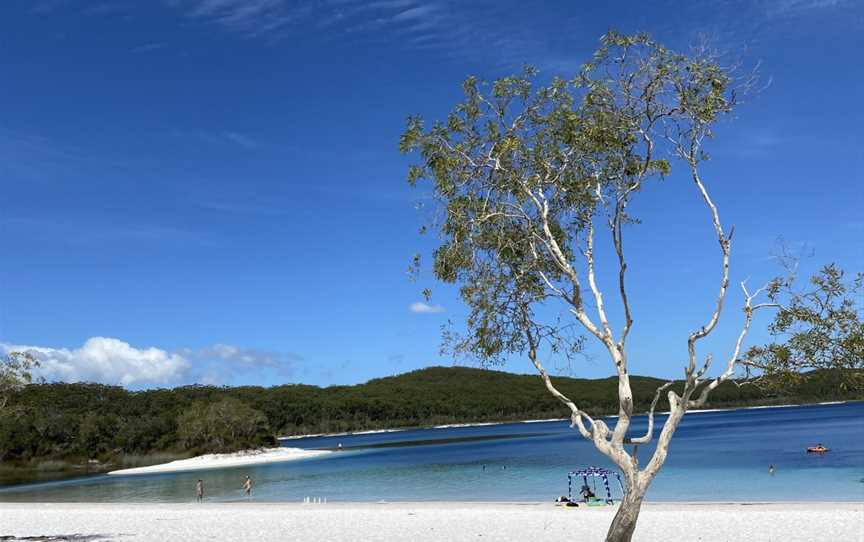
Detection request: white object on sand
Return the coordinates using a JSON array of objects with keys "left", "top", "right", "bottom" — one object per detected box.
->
[{"left": 107, "top": 447, "right": 330, "bottom": 476}]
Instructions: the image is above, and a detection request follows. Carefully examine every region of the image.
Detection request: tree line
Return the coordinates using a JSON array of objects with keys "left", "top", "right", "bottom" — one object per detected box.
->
[{"left": 0, "top": 365, "right": 856, "bottom": 467}]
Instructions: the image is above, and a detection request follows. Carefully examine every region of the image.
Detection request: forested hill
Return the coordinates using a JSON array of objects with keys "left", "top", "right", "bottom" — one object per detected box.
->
[{"left": 1, "top": 366, "right": 856, "bottom": 467}]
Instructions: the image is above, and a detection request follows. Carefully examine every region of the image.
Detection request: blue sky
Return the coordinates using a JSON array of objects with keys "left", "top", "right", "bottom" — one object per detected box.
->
[{"left": 0, "top": 0, "right": 861, "bottom": 389}]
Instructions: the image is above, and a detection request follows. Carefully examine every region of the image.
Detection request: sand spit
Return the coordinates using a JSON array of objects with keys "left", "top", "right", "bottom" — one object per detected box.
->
[{"left": 107, "top": 448, "right": 330, "bottom": 476}]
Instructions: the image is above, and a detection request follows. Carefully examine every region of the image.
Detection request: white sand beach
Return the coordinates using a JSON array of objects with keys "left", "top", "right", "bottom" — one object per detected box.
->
[
  {"left": 107, "top": 447, "right": 330, "bottom": 476},
  {"left": 0, "top": 502, "right": 860, "bottom": 542}
]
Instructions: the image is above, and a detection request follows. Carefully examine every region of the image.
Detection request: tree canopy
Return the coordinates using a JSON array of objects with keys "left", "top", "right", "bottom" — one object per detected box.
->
[
  {"left": 1, "top": 351, "right": 39, "bottom": 411},
  {"left": 747, "top": 263, "right": 864, "bottom": 391},
  {"left": 400, "top": 31, "right": 770, "bottom": 542}
]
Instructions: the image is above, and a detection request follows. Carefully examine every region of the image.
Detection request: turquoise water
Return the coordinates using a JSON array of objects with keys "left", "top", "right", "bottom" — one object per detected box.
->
[{"left": 1, "top": 403, "right": 861, "bottom": 502}]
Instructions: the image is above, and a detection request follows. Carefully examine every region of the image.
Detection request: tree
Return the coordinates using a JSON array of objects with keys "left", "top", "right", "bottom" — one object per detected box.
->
[
  {"left": 1, "top": 351, "right": 39, "bottom": 411},
  {"left": 400, "top": 32, "right": 768, "bottom": 542},
  {"left": 177, "top": 398, "right": 274, "bottom": 453},
  {"left": 746, "top": 263, "right": 864, "bottom": 392}
]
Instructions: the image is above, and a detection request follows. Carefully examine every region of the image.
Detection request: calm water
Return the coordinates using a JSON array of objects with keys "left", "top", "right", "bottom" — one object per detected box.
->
[{"left": 1, "top": 403, "right": 861, "bottom": 502}]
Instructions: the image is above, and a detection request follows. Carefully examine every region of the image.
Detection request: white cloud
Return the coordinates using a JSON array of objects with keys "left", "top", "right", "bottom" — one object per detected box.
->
[
  {"left": 0, "top": 339, "right": 307, "bottom": 388},
  {"left": 409, "top": 301, "right": 445, "bottom": 314},
  {"left": 1, "top": 337, "right": 189, "bottom": 388},
  {"left": 195, "top": 343, "right": 301, "bottom": 367},
  {"left": 183, "top": 343, "right": 302, "bottom": 385}
]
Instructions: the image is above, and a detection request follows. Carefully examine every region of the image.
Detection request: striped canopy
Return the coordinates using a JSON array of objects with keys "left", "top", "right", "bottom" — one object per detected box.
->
[{"left": 567, "top": 467, "right": 624, "bottom": 503}]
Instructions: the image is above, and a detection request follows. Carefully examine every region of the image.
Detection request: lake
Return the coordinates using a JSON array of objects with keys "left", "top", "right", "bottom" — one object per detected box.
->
[{"left": 1, "top": 402, "right": 861, "bottom": 502}]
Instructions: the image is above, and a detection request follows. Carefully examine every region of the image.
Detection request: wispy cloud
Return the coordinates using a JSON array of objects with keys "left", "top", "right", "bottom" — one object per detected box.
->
[
  {"left": 0, "top": 126, "right": 129, "bottom": 184},
  {"left": 163, "top": 0, "right": 534, "bottom": 66},
  {"left": 197, "top": 199, "right": 287, "bottom": 215},
  {"left": 84, "top": 2, "right": 131, "bottom": 16},
  {"left": 410, "top": 301, "right": 445, "bottom": 314},
  {"left": 3, "top": 216, "right": 220, "bottom": 248},
  {"left": 194, "top": 343, "right": 303, "bottom": 367},
  {"left": 30, "top": 0, "right": 72, "bottom": 15},
  {"left": 176, "top": 0, "right": 305, "bottom": 35},
  {"left": 185, "top": 343, "right": 303, "bottom": 385},
  {"left": 219, "top": 130, "right": 259, "bottom": 149},
  {"left": 390, "top": 5, "right": 436, "bottom": 22},
  {"left": 764, "top": 0, "right": 856, "bottom": 18},
  {"left": 726, "top": 129, "right": 786, "bottom": 158},
  {"left": 173, "top": 129, "right": 261, "bottom": 150},
  {"left": 27, "top": 0, "right": 595, "bottom": 70},
  {"left": 131, "top": 42, "right": 166, "bottom": 54}
]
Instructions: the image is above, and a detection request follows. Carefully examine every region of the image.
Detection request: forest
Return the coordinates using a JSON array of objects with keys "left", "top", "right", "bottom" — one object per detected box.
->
[{"left": 0, "top": 365, "right": 857, "bottom": 473}]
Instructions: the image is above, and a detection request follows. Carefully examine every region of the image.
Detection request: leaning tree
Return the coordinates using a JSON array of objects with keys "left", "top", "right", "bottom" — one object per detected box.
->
[
  {"left": 1, "top": 351, "right": 38, "bottom": 411},
  {"left": 400, "top": 32, "right": 773, "bottom": 542}
]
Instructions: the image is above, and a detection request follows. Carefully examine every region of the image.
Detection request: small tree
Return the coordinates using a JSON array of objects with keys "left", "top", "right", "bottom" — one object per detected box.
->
[
  {"left": 1, "top": 351, "right": 39, "bottom": 411},
  {"left": 177, "top": 398, "right": 273, "bottom": 453},
  {"left": 746, "top": 263, "right": 864, "bottom": 392},
  {"left": 401, "top": 32, "right": 770, "bottom": 542}
]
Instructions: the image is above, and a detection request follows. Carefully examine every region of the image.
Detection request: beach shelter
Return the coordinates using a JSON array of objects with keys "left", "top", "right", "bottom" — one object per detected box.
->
[{"left": 567, "top": 466, "right": 624, "bottom": 504}]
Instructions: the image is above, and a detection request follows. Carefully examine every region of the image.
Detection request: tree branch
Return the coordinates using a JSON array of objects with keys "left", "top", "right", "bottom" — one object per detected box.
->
[
  {"left": 626, "top": 380, "right": 674, "bottom": 444},
  {"left": 688, "top": 282, "right": 778, "bottom": 408}
]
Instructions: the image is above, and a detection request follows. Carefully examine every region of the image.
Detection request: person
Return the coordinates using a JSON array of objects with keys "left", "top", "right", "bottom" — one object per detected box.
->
[
  {"left": 337, "top": 442, "right": 343, "bottom": 451},
  {"left": 243, "top": 476, "right": 253, "bottom": 498},
  {"left": 768, "top": 465, "right": 775, "bottom": 475},
  {"left": 196, "top": 479, "right": 204, "bottom": 503},
  {"left": 580, "top": 484, "right": 595, "bottom": 501}
]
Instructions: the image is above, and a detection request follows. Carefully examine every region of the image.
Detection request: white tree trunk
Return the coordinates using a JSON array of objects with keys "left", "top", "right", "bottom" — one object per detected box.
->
[{"left": 605, "top": 482, "right": 647, "bottom": 542}]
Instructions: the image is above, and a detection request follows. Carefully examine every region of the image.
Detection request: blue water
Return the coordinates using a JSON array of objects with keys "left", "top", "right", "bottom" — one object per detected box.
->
[{"left": 1, "top": 403, "right": 861, "bottom": 502}]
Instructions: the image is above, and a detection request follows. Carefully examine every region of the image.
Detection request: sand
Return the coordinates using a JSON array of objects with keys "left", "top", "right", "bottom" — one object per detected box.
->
[
  {"left": 107, "top": 447, "right": 330, "bottom": 476},
  {"left": 0, "top": 502, "right": 860, "bottom": 542}
]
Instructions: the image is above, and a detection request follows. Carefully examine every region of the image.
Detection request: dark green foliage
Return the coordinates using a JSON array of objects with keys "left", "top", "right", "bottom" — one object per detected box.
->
[
  {"left": 177, "top": 398, "right": 273, "bottom": 453},
  {"left": 0, "top": 367, "right": 854, "bottom": 466}
]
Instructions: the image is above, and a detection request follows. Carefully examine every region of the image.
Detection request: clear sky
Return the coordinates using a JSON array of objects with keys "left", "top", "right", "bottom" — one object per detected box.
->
[{"left": 0, "top": 0, "right": 861, "bottom": 389}]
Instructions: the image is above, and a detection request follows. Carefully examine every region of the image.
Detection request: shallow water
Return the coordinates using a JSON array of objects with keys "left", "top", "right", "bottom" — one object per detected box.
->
[{"left": 1, "top": 403, "right": 861, "bottom": 502}]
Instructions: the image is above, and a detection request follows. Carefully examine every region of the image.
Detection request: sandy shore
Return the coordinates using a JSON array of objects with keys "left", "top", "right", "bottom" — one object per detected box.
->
[
  {"left": 107, "top": 448, "right": 330, "bottom": 476},
  {"left": 0, "top": 502, "right": 860, "bottom": 542}
]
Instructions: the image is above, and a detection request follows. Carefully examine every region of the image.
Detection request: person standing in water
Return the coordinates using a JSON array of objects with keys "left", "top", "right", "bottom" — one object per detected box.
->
[
  {"left": 243, "top": 476, "right": 253, "bottom": 498},
  {"left": 768, "top": 465, "right": 775, "bottom": 475},
  {"left": 196, "top": 479, "right": 204, "bottom": 502}
]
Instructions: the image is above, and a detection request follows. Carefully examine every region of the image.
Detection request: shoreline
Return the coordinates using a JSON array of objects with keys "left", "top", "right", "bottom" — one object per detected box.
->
[
  {"left": 107, "top": 447, "right": 330, "bottom": 476},
  {"left": 277, "top": 400, "right": 850, "bottom": 441},
  {"left": 1, "top": 502, "right": 860, "bottom": 542}
]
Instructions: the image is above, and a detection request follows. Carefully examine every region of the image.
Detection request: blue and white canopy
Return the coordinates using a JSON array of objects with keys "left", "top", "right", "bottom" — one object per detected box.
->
[{"left": 567, "top": 466, "right": 625, "bottom": 502}]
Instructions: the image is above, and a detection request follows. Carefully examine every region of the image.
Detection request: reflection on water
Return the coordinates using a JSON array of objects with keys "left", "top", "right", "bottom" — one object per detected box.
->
[{"left": 1, "top": 403, "right": 862, "bottom": 502}]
